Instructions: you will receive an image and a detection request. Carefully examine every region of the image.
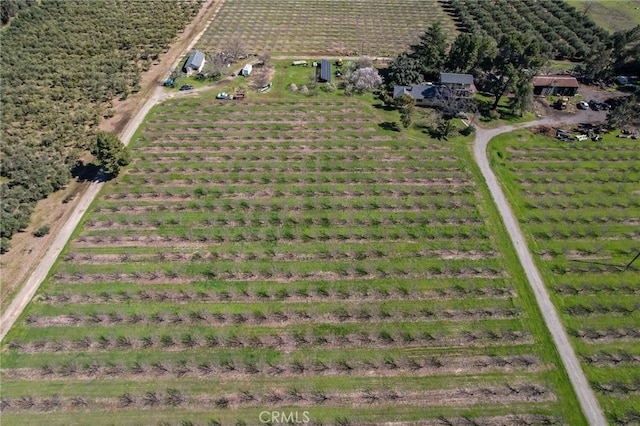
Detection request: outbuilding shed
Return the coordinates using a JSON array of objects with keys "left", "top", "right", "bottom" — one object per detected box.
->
[
  {"left": 532, "top": 75, "right": 579, "bottom": 96},
  {"left": 183, "top": 50, "right": 205, "bottom": 74},
  {"left": 317, "top": 59, "right": 332, "bottom": 82}
]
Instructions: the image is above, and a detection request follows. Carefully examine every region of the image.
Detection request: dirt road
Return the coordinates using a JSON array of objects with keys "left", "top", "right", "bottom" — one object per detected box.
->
[{"left": 473, "top": 113, "right": 607, "bottom": 426}]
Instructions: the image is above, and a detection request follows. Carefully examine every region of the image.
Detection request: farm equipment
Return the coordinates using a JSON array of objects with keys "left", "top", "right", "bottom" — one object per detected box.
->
[
  {"left": 556, "top": 129, "right": 571, "bottom": 141},
  {"left": 258, "top": 82, "right": 272, "bottom": 93},
  {"left": 555, "top": 96, "right": 568, "bottom": 110},
  {"left": 216, "top": 91, "right": 245, "bottom": 100}
]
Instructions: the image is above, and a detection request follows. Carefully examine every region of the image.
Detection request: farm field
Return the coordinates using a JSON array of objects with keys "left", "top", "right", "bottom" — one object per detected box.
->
[
  {"left": 566, "top": 0, "right": 640, "bottom": 33},
  {"left": 0, "top": 80, "right": 587, "bottom": 424},
  {"left": 446, "top": 0, "right": 610, "bottom": 59},
  {"left": 195, "top": 0, "right": 458, "bottom": 57},
  {"left": 489, "top": 130, "right": 640, "bottom": 424}
]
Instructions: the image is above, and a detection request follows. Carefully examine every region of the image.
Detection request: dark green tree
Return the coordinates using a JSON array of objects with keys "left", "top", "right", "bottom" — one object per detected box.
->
[
  {"left": 581, "top": 26, "right": 639, "bottom": 81},
  {"left": 395, "top": 94, "right": 416, "bottom": 129},
  {"left": 488, "top": 33, "right": 547, "bottom": 110},
  {"left": 446, "top": 34, "right": 480, "bottom": 73},
  {"left": 388, "top": 53, "right": 423, "bottom": 86},
  {"left": 583, "top": 48, "right": 613, "bottom": 82},
  {"left": 611, "top": 25, "right": 640, "bottom": 76},
  {"left": 91, "top": 132, "right": 130, "bottom": 177},
  {"left": 410, "top": 23, "right": 448, "bottom": 80},
  {"left": 510, "top": 77, "right": 534, "bottom": 117},
  {"left": 475, "top": 37, "right": 498, "bottom": 73}
]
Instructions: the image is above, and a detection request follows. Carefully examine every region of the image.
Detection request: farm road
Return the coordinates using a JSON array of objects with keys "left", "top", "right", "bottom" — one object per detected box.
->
[{"left": 473, "top": 112, "right": 607, "bottom": 426}]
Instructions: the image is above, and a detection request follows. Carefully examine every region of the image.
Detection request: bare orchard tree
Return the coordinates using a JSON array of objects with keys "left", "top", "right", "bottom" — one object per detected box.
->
[
  {"left": 258, "top": 53, "right": 271, "bottom": 67},
  {"left": 429, "top": 86, "right": 472, "bottom": 117},
  {"left": 201, "top": 52, "right": 228, "bottom": 80},
  {"left": 223, "top": 38, "right": 246, "bottom": 61},
  {"left": 354, "top": 56, "right": 373, "bottom": 69}
]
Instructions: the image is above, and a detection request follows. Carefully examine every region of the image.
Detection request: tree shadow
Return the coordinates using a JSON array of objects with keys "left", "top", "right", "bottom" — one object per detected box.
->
[
  {"left": 373, "top": 103, "right": 396, "bottom": 112},
  {"left": 71, "top": 161, "right": 104, "bottom": 183},
  {"left": 378, "top": 121, "right": 401, "bottom": 132}
]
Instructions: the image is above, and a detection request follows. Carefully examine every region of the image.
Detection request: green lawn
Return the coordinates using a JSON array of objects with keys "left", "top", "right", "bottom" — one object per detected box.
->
[{"left": 566, "top": 0, "right": 640, "bottom": 32}]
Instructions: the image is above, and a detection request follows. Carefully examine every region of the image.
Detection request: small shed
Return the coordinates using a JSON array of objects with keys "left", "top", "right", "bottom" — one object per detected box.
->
[
  {"left": 183, "top": 50, "right": 205, "bottom": 74},
  {"left": 241, "top": 64, "right": 253, "bottom": 76},
  {"left": 532, "top": 75, "right": 579, "bottom": 96},
  {"left": 317, "top": 59, "right": 332, "bottom": 82}
]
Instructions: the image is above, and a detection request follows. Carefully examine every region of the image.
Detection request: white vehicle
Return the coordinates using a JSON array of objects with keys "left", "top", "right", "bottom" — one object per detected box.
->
[
  {"left": 575, "top": 134, "right": 588, "bottom": 141},
  {"left": 577, "top": 101, "right": 589, "bottom": 110}
]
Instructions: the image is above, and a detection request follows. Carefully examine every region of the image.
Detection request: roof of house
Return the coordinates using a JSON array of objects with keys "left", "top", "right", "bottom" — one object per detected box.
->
[
  {"left": 440, "top": 72, "right": 474, "bottom": 86},
  {"left": 184, "top": 50, "right": 205, "bottom": 71},
  {"left": 319, "top": 59, "right": 332, "bottom": 82},
  {"left": 532, "top": 75, "right": 579, "bottom": 88},
  {"left": 393, "top": 84, "right": 448, "bottom": 101}
]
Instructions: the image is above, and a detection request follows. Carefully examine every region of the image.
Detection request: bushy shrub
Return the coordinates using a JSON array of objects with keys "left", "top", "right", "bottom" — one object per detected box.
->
[{"left": 32, "top": 225, "right": 50, "bottom": 238}]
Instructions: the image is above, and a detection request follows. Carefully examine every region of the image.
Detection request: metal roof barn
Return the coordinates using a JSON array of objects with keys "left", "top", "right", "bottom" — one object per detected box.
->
[{"left": 318, "top": 59, "right": 332, "bottom": 82}]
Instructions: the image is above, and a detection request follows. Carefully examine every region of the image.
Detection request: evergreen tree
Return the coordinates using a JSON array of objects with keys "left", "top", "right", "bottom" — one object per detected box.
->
[
  {"left": 410, "top": 23, "right": 448, "bottom": 80},
  {"left": 91, "top": 132, "right": 130, "bottom": 177}
]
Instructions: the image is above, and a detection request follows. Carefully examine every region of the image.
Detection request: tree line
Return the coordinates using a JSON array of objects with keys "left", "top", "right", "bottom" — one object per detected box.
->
[
  {"left": 0, "top": 0, "right": 201, "bottom": 253},
  {"left": 386, "top": 24, "right": 545, "bottom": 119},
  {"left": 385, "top": 17, "right": 639, "bottom": 121}
]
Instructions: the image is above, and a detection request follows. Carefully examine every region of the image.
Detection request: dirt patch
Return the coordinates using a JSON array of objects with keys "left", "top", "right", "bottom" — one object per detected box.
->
[{"left": 0, "top": 179, "right": 90, "bottom": 311}]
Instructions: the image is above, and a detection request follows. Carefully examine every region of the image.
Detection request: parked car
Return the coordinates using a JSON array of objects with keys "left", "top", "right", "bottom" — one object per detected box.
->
[
  {"left": 588, "top": 99, "right": 601, "bottom": 111},
  {"left": 179, "top": 84, "right": 194, "bottom": 91},
  {"left": 577, "top": 101, "right": 589, "bottom": 110}
]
